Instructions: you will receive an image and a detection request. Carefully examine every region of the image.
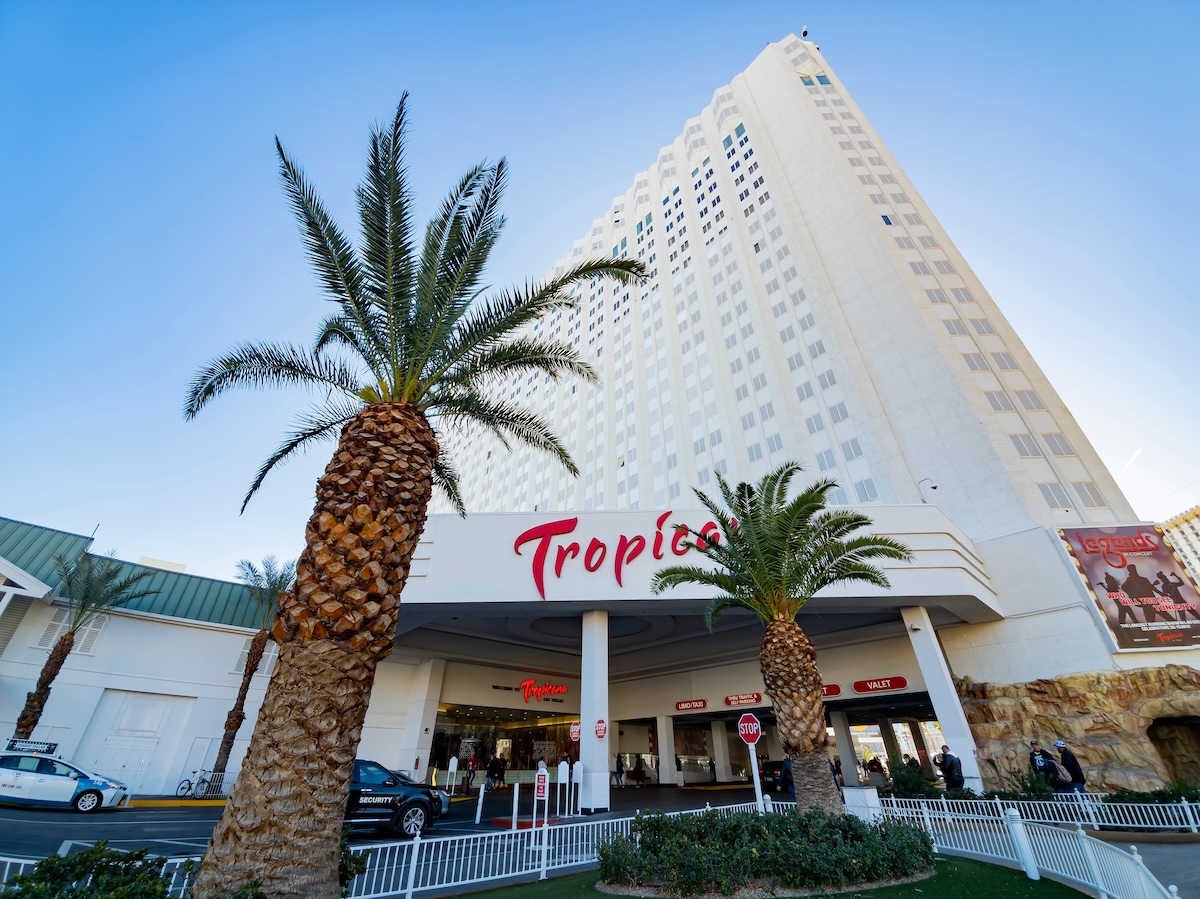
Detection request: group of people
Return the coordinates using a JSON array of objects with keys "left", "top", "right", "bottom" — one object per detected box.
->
[
  {"left": 611, "top": 753, "right": 657, "bottom": 787},
  {"left": 1029, "top": 738, "right": 1087, "bottom": 793},
  {"left": 464, "top": 752, "right": 508, "bottom": 791}
]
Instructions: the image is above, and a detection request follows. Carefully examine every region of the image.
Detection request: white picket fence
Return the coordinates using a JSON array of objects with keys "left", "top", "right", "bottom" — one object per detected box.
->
[
  {"left": 878, "top": 798, "right": 1181, "bottom": 898},
  {"left": 0, "top": 799, "right": 1181, "bottom": 899},
  {"left": 880, "top": 794, "right": 1200, "bottom": 833}
]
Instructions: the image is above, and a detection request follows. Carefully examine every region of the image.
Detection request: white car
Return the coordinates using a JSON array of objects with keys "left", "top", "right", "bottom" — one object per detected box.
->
[{"left": 0, "top": 751, "right": 128, "bottom": 813}]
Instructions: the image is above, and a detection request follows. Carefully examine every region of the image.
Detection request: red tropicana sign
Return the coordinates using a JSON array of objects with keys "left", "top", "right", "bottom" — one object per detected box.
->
[
  {"left": 738, "top": 713, "right": 762, "bottom": 745},
  {"left": 853, "top": 677, "right": 907, "bottom": 694},
  {"left": 513, "top": 511, "right": 724, "bottom": 599}
]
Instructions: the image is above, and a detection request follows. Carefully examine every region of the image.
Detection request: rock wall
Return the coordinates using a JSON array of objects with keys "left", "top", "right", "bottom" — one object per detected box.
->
[{"left": 955, "top": 664, "right": 1200, "bottom": 792}]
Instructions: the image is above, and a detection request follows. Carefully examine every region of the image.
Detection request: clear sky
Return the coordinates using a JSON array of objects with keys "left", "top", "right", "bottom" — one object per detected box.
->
[{"left": 2, "top": 1, "right": 1197, "bottom": 580}]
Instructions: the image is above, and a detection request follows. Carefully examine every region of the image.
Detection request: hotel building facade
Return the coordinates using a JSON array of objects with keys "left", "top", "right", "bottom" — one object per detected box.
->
[{"left": 2, "top": 36, "right": 1198, "bottom": 809}]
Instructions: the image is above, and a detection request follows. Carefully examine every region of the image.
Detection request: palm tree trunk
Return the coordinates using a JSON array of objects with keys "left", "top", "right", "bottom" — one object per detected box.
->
[
  {"left": 759, "top": 616, "right": 842, "bottom": 814},
  {"left": 13, "top": 630, "right": 76, "bottom": 740},
  {"left": 210, "top": 628, "right": 271, "bottom": 790},
  {"left": 191, "top": 404, "right": 438, "bottom": 899}
]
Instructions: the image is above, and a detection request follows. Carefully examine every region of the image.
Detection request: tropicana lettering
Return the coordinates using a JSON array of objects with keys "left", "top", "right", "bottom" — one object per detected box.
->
[
  {"left": 1075, "top": 530, "right": 1158, "bottom": 568},
  {"left": 520, "top": 678, "right": 569, "bottom": 702},
  {"left": 513, "top": 512, "right": 722, "bottom": 599}
]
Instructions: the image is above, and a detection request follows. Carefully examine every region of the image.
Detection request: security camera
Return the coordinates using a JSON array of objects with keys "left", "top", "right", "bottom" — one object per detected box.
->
[
  {"left": 929, "top": 484, "right": 938, "bottom": 491},
  {"left": 801, "top": 26, "right": 808, "bottom": 37}
]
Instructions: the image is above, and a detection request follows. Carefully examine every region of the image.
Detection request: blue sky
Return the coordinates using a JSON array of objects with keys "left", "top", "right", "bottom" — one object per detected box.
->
[{"left": 2, "top": 1, "right": 1197, "bottom": 580}]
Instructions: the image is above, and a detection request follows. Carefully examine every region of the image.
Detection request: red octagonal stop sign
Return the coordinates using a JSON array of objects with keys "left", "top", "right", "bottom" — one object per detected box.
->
[{"left": 738, "top": 712, "right": 762, "bottom": 745}]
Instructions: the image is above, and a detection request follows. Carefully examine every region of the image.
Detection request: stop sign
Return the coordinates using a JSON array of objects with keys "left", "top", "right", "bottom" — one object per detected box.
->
[
  {"left": 738, "top": 713, "right": 762, "bottom": 745},
  {"left": 569, "top": 721, "right": 581, "bottom": 742}
]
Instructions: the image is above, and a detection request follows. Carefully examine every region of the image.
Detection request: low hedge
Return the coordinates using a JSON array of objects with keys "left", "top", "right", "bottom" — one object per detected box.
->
[
  {"left": 597, "top": 808, "right": 933, "bottom": 897},
  {"left": 1103, "top": 779, "right": 1200, "bottom": 805}
]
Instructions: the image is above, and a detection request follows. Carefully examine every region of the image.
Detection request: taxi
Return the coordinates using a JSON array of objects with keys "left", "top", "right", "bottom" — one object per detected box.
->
[{"left": 0, "top": 751, "right": 128, "bottom": 813}]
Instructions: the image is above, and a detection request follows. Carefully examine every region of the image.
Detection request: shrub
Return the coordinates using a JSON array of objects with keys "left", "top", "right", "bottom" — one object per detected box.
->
[
  {"left": 983, "top": 768, "right": 1055, "bottom": 801},
  {"left": 0, "top": 842, "right": 170, "bottom": 898},
  {"left": 598, "top": 809, "right": 933, "bottom": 896},
  {"left": 1103, "top": 779, "right": 1200, "bottom": 805},
  {"left": 884, "top": 761, "right": 940, "bottom": 799}
]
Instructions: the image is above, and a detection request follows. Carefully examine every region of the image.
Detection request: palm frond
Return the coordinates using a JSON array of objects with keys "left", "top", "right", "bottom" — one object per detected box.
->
[
  {"left": 241, "top": 398, "right": 363, "bottom": 512},
  {"left": 432, "top": 454, "right": 465, "bottom": 517},
  {"left": 52, "top": 552, "right": 159, "bottom": 633},
  {"left": 432, "top": 392, "right": 579, "bottom": 476},
  {"left": 184, "top": 342, "right": 363, "bottom": 418},
  {"left": 236, "top": 555, "right": 297, "bottom": 629}
]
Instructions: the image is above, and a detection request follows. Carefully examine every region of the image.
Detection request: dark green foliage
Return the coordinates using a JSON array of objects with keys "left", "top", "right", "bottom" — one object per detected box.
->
[
  {"left": 0, "top": 842, "right": 169, "bottom": 898},
  {"left": 1104, "top": 779, "right": 1200, "bottom": 804},
  {"left": 884, "top": 760, "right": 941, "bottom": 798},
  {"left": 597, "top": 809, "right": 933, "bottom": 896},
  {"left": 944, "top": 786, "right": 982, "bottom": 800},
  {"left": 339, "top": 825, "right": 370, "bottom": 897},
  {"left": 983, "top": 769, "right": 1056, "bottom": 801}
]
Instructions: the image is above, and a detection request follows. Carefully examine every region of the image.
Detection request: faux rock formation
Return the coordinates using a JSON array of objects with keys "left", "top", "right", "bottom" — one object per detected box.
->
[{"left": 955, "top": 664, "right": 1200, "bottom": 792}]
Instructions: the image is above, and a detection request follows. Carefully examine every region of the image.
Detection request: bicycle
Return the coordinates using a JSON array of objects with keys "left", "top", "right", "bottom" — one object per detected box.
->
[{"left": 176, "top": 769, "right": 213, "bottom": 798}]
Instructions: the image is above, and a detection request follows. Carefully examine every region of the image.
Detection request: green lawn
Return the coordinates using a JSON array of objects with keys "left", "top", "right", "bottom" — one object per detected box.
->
[{"left": 462, "top": 858, "right": 1084, "bottom": 898}]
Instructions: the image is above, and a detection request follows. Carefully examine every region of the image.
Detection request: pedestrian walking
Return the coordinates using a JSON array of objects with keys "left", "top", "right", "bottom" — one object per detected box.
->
[
  {"left": 1055, "top": 740, "right": 1087, "bottom": 794},
  {"left": 1029, "top": 740, "right": 1057, "bottom": 785},
  {"left": 615, "top": 753, "right": 625, "bottom": 787}
]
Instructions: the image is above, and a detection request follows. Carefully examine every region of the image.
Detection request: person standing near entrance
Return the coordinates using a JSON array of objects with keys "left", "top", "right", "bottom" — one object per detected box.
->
[
  {"left": 1055, "top": 740, "right": 1087, "bottom": 794},
  {"left": 467, "top": 753, "right": 477, "bottom": 789},
  {"left": 615, "top": 753, "right": 625, "bottom": 788},
  {"left": 708, "top": 757, "right": 716, "bottom": 783},
  {"left": 780, "top": 757, "right": 795, "bottom": 801},
  {"left": 939, "top": 745, "right": 964, "bottom": 790},
  {"left": 1029, "top": 740, "right": 1056, "bottom": 784}
]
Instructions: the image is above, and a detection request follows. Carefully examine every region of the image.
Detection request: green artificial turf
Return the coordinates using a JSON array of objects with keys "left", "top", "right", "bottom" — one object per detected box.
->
[{"left": 464, "top": 858, "right": 1084, "bottom": 898}]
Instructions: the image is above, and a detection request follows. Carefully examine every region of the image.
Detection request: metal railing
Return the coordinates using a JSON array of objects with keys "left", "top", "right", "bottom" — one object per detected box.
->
[
  {"left": 878, "top": 799, "right": 1181, "bottom": 898},
  {"left": 1, "top": 799, "right": 1181, "bottom": 899},
  {"left": 880, "top": 795, "right": 1200, "bottom": 833}
]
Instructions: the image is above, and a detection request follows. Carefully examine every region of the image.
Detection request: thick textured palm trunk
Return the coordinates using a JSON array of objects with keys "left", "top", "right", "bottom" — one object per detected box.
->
[
  {"left": 192, "top": 404, "right": 437, "bottom": 899},
  {"left": 210, "top": 628, "right": 271, "bottom": 789},
  {"left": 14, "top": 630, "right": 76, "bottom": 740},
  {"left": 759, "top": 616, "right": 842, "bottom": 814}
]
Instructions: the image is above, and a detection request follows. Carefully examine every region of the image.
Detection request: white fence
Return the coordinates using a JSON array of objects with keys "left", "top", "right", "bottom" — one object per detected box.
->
[
  {"left": 878, "top": 799, "right": 1181, "bottom": 898},
  {"left": 0, "top": 800, "right": 1181, "bottom": 899},
  {"left": 881, "top": 795, "right": 1200, "bottom": 833}
]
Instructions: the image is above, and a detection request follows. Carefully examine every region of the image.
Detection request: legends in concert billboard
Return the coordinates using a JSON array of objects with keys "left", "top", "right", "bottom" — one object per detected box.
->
[{"left": 1060, "top": 526, "right": 1200, "bottom": 650}]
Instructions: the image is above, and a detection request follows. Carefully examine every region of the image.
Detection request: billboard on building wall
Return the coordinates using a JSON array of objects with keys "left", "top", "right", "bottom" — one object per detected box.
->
[{"left": 1060, "top": 526, "right": 1200, "bottom": 650}]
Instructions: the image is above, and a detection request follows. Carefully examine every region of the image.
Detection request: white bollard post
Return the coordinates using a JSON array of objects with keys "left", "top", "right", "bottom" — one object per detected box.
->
[
  {"left": 1004, "top": 807, "right": 1040, "bottom": 881},
  {"left": 403, "top": 833, "right": 422, "bottom": 899},
  {"left": 447, "top": 756, "right": 458, "bottom": 796},
  {"left": 511, "top": 781, "right": 520, "bottom": 832},
  {"left": 572, "top": 761, "right": 583, "bottom": 816},
  {"left": 475, "top": 779, "right": 486, "bottom": 825}
]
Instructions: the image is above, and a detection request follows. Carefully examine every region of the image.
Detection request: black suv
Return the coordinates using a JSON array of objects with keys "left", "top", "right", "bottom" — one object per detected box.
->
[
  {"left": 758, "top": 760, "right": 785, "bottom": 792},
  {"left": 347, "top": 758, "right": 444, "bottom": 837}
]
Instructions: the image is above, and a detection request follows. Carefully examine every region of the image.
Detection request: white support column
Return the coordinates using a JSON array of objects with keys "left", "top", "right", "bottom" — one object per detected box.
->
[
  {"left": 829, "top": 710, "right": 862, "bottom": 787},
  {"left": 907, "top": 720, "right": 936, "bottom": 777},
  {"left": 656, "top": 715, "right": 677, "bottom": 786},
  {"left": 765, "top": 724, "right": 784, "bottom": 763},
  {"left": 877, "top": 717, "right": 904, "bottom": 769},
  {"left": 399, "top": 658, "right": 445, "bottom": 784},
  {"left": 579, "top": 610, "right": 610, "bottom": 813},
  {"left": 901, "top": 606, "right": 983, "bottom": 792},
  {"left": 709, "top": 720, "right": 731, "bottom": 783}
]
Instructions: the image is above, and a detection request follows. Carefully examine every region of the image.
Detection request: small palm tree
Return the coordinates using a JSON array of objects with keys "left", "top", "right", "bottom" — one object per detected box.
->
[
  {"left": 651, "top": 462, "right": 912, "bottom": 814},
  {"left": 185, "top": 94, "right": 642, "bottom": 897},
  {"left": 13, "top": 552, "right": 157, "bottom": 740},
  {"left": 207, "top": 556, "right": 296, "bottom": 793}
]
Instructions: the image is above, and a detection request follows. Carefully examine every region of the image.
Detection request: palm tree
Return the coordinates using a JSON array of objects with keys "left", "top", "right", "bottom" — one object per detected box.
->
[
  {"left": 184, "top": 94, "right": 642, "bottom": 898},
  {"left": 651, "top": 462, "right": 912, "bottom": 814},
  {"left": 13, "top": 552, "right": 157, "bottom": 740},
  {"left": 207, "top": 556, "right": 296, "bottom": 794}
]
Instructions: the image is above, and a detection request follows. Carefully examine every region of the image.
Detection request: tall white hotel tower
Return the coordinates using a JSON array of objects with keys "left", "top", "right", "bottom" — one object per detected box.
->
[{"left": 437, "top": 35, "right": 1156, "bottom": 681}]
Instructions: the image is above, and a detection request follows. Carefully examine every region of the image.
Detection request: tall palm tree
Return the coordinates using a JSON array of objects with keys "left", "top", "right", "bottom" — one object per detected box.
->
[
  {"left": 13, "top": 552, "right": 157, "bottom": 740},
  {"left": 651, "top": 462, "right": 912, "bottom": 814},
  {"left": 184, "top": 94, "right": 642, "bottom": 898},
  {"left": 208, "top": 556, "right": 297, "bottom": 793}
]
